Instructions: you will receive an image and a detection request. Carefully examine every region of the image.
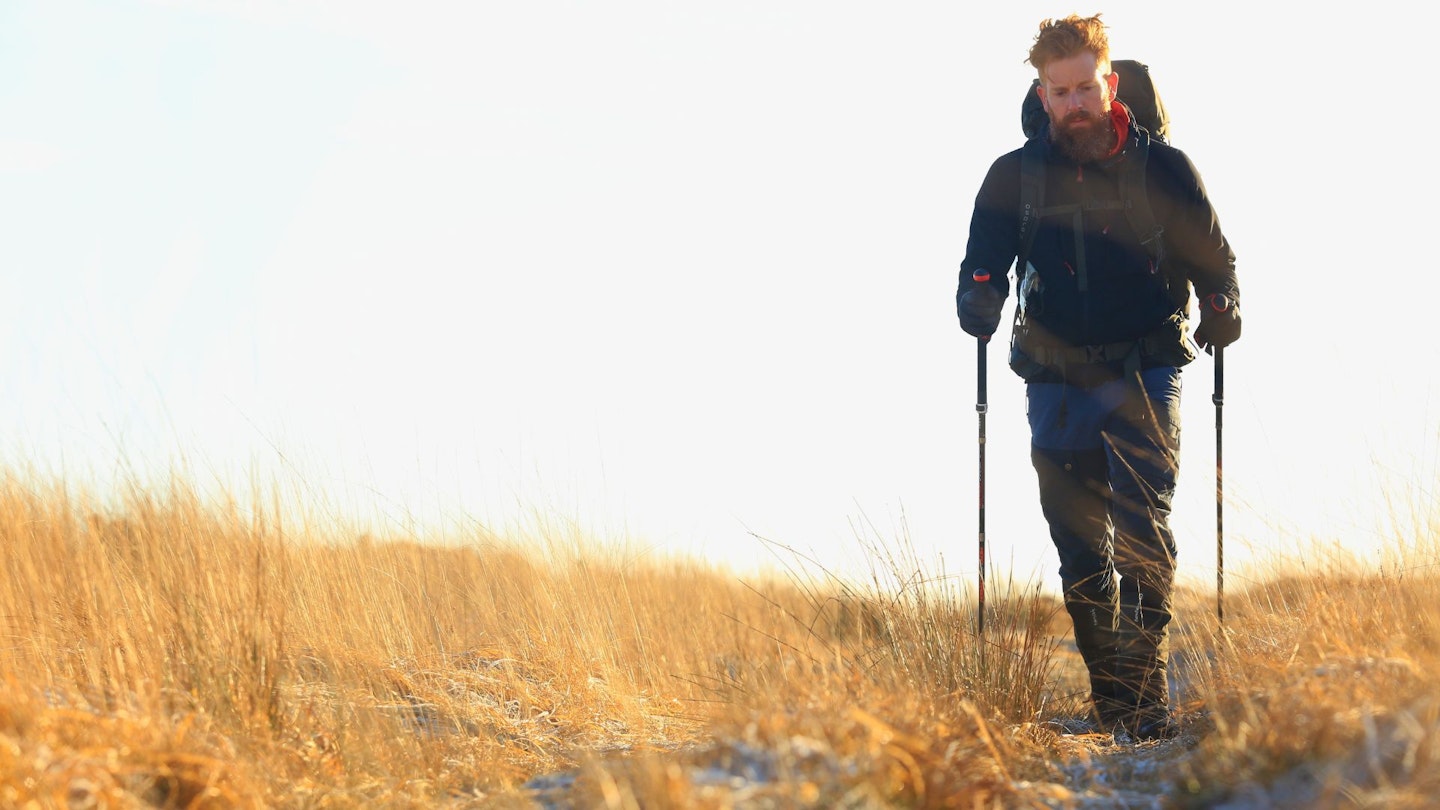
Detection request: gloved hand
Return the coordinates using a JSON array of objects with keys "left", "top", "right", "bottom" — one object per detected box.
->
[
  {"left": 958, "top": 279, "right": 1004, "bottom": 338},
  {"left": 1194, "top": 293, "right": 1241, "bottom": 351}
]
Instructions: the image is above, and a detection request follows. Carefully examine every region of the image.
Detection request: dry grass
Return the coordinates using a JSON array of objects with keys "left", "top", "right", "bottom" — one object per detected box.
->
[
  {"left": 1, "top": 470, "right": 1438, "bottom": 807},
  {"left": 1162, "top": 545, "right": 1440, "bottom": 808}
]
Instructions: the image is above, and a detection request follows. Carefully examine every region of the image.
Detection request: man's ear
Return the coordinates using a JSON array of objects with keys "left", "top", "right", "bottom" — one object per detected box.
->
[
  {"left": 1036, "top": 83, "right": 1050, "bottom": 113},
  {"left": 1106, "top": 70, "right": 1120, "bottom": 101}
]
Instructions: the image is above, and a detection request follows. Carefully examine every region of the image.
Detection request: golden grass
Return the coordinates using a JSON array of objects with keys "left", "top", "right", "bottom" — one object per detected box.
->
[
  {"left": 1163, "top": 546, "right": 1440, "bottom": 808},
  {"left": 1, "top": 470, "right": 1438, "bottom": 807}
]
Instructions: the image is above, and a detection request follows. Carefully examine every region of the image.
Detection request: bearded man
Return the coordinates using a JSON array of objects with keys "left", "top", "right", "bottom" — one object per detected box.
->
[{"left": 955, "top": 13, "right": 1242, "bottom": 741}]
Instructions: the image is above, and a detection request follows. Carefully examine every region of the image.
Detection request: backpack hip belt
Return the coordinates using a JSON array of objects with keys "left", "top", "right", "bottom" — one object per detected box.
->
[
  {"left": 1026, "top": 339, "right": 1151, "bottom": 367},
  {"left": 1013, "top": 312, "right": 1193, "bottom": 381}
]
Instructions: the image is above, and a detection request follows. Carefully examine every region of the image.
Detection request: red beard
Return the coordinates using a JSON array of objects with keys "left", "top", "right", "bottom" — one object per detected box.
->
[{"left": 1051, "top": 109, "right": 1116, "bottom": 164}]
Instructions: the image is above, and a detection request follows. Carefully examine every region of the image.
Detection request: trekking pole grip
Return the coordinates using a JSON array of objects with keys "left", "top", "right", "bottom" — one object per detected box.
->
[{"left": 973, "top": 269, "right": 991, "bottom": 407}]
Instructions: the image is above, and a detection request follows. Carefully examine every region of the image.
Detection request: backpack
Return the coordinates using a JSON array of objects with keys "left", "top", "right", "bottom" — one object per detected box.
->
[{"left": 1014, "top": 59, "right": 1178, "bottom": 307}]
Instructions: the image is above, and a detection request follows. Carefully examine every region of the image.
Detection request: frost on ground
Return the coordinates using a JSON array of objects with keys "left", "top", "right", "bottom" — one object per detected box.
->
[{"left": 1017, "top": 726, "right": 1203, "bottom": 809}]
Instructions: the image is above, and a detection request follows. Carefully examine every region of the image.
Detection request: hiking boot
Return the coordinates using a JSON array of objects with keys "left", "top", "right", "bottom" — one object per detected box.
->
[
  {"left": 1098, "top": 696, "right": 1177, "bottom": 742},
  {"left": 1125, "top": 712, "right": 1179, "bottom": 742}
]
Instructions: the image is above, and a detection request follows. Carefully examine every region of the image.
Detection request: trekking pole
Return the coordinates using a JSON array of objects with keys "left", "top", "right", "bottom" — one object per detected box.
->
[
  {"left": 1211, "top": 304, "right": 1227, "bottom": 625},
  {"left": 973, "top": 269, "right": 991, "bottom": 645}
]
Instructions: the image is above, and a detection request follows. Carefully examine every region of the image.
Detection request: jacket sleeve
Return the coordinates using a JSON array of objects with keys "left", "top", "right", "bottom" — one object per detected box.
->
[
  {"left": 957, "top": 151, "right": 1023, "bottom": 306},
  {"left": 1155, "top": 148, "right": 1239, "bottom": 308}
]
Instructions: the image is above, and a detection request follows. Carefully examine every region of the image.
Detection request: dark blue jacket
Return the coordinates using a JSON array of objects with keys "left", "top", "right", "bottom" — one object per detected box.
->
[{"left": 957, "top": 109, "right": 1237, "bottom": 383}]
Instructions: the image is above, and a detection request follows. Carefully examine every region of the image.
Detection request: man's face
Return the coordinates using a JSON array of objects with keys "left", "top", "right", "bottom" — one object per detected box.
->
[{"left": 1037, "top": 51, "right": 1119, "bottom": 162}]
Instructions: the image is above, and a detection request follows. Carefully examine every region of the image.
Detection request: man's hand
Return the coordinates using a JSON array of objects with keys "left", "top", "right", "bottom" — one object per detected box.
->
[
  {"left": 1194, "top": 293, "right": 1241, "bottom": 351},
  {"left": 958, "top": 280, "right": 1004, "bottom": 338}
]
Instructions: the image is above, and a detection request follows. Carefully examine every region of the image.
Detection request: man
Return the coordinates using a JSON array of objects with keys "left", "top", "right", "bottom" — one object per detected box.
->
[{"left": 955, "top": 13, "right": 1240, "bottom": 741}]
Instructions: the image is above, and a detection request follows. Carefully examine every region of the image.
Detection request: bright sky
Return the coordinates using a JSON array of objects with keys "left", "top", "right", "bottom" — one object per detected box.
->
[{"left": 3, "top": 1, "right": 1435, "bottom": 593}]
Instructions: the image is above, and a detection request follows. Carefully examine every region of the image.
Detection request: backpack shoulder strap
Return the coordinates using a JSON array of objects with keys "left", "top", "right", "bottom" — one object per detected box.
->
[
  {"left": 1017, "top": 136, "right": 1086, "bottom": 274},
  {"left": 1017, "top": 137, "right": 1046, "bottom": 275},
  {"left": 1121, "top": 130, "right": 1178, "bottom": 303},
  {"left": 1017, "top": 134, "right": 1098, "bottom": 280}
]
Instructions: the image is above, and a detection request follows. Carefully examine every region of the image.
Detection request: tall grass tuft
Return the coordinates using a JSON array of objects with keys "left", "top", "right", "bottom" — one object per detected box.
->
[{"left": 746, "top": 514, "right": 1065, "bottom": 725}]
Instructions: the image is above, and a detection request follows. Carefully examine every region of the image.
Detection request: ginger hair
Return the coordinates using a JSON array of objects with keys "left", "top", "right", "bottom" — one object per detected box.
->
[{"left": 1026, "top": 13, "right": 1111, "bottom": 77}]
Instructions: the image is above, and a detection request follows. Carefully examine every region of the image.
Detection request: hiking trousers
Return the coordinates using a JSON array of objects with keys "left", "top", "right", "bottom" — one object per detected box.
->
[{"left": 1027, "top": 366, "right": 1182, "bottom": 727}]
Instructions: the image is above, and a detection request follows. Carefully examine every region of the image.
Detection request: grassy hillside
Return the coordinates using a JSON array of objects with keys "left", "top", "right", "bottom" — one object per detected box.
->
[{"left": 1, "top": 474, "right": 1436, "bottom": 807}]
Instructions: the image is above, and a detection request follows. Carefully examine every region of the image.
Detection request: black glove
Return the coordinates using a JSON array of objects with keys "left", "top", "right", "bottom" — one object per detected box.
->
[
  {"left": 1194, "top": 293, "right": 1241, "bottom": 351},
  {"left": 957, "top": 279, "right": 1004, "bottom": 338}
]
